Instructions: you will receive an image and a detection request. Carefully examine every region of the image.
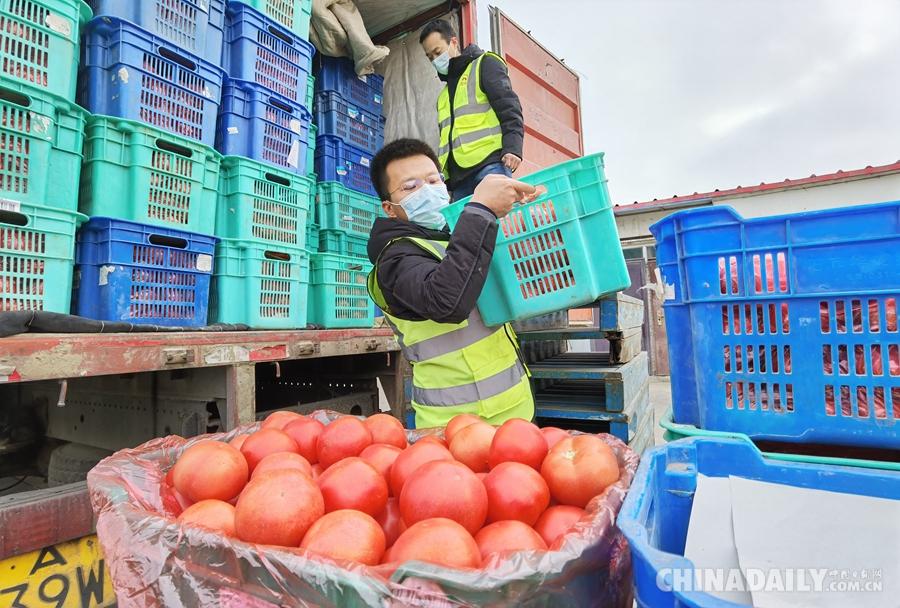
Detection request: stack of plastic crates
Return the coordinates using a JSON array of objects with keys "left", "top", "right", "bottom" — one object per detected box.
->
[
  {"left": 306, "top": 56, "right": 385, "bottom": 328},
  {"left": 650, "top": 201, "right": 900, "bottom": 453},
  {"left": 0, "top": 0, "right": 92, "bottom": 314}
]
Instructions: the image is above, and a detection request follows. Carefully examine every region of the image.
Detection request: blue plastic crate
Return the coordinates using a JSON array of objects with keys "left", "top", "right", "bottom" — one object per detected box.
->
[
  {"left": 314, "top": 55, "right": 383, "bottom": 116},
  {"left": 216, "top": 79, "right": 312, "bottom": 174},
  {"left": 223, "top": 1, "right": 314, "bottom": 106},
  {"left": 617, "top": 438, "right": 900, "bottom": 608},
  {"left": 314, "top": 135, "right": 376, "bottom": 196},
  {"left": 87, "top": 0, "right": 225, "bottom": 63},
  {"left": 75, "top": 217, "right": 217, "bottom": 326},
  {"left": 80, "top": 17, "right": 225, "bottom": 145},
  {"left": 651, "top": 202, "right": 900, "bottom": 450},
  {"left": 314, "top": 91, "right": 385, "bottom": 155}
]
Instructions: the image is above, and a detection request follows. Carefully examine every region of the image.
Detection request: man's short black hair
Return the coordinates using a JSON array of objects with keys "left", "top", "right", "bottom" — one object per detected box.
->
[
  {"left": 419, "top": 19, "right": 456, "bottom": 45},
  {"left": 370, "top": 138, "right": 441, "bottom": 201}
]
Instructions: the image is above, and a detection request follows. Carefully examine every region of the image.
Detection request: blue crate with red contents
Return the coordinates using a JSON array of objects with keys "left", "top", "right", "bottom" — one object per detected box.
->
[
  {"left": 80, "top": 17, "right": 225, "bottom": 145},
  {"left": 651, "top": 201, "right": 900, "bottom": 450},
  {"left": 314, "top": 55, "right": 383, "bottom": 117},
  {"left": 86, "top": 0, "right": 226, "bottom": 64},
  {"left": 314, "top": 91, "right": 385, "bottom": 155},
  {"left": 223, "top": 1, "right": 314, "bottom": 107},
  {"left": 314, "top": 135, "right": 376, "bottom": 196},
  {"left": 75, "top": 217, "right": 217, "bottom": 326},
  {"left": 216, "top": 79, "right": 312, "bottom": 174}
]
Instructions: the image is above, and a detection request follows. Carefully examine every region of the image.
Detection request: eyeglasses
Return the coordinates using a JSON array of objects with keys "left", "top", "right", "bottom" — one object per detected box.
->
[{"left": 388, "top": 175, "right": 445, "bottom": 198}]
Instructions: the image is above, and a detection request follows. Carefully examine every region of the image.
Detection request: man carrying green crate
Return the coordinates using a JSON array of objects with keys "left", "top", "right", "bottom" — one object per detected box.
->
[
  {"left": 419, "top": 19, "right": 526, "bottom": 202},
  {"left": 367, "top": 138, "right": 540, "bottom": 429}
]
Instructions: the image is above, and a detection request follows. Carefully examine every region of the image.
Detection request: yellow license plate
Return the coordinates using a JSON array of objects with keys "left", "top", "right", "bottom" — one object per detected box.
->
[{"left": 0, "top": 535, "right": 115, "bottom": 608}]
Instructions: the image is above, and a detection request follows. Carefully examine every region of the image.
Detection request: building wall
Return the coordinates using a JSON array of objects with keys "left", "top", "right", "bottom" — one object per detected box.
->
[{"left": 615, "top": 172, "right": 900, "bottom": 241}]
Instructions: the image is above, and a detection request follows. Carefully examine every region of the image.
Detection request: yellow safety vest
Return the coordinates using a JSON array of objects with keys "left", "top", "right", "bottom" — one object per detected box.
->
[
  {"left": 437, "top": 53, "right": 504, "bottom": 178},
  {"left": 368, "top": 236, "right": 533, "bottom": 429}
]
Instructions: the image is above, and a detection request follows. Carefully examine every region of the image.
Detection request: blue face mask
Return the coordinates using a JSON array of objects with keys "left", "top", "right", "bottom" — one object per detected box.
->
[
  {"left": 396, "top": 183, "right": 450, "bottom": 229},
  {"left": 432, "top": 51, "right": 450, "bottom": 75}
]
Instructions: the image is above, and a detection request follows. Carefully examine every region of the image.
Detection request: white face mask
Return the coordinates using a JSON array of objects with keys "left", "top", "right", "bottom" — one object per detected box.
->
[
  {"left": 395, "top": 183, "right": 450, "bottom": 229},
  {"left": 432, "top": 50, "right": 450, "bottom": 75}
]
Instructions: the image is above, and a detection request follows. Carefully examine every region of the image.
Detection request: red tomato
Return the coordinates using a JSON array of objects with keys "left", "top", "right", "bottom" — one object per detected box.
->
[
  {"left": 449, "top": 422, "right": 496, "bottom": 472},
  {"left": 541, "top": 435, "right": 619, "bottom": 508},
  {"left": 172, "top": 441, "right": 248, "bottom": 503},
  {"left": 483, "top": 461, "right": 550, "bottom": 525},
  {"left": 283, "top": 417, "right": 325, "bottom": 464},
  {"left": 390, "top": 518, "right": 481, "bottom": 569},
  {"left": 359, "top": 443, "right": 402, "bottom": 491},
  {"left": 363, "top": 414, "right": 408, "bottom": 449},
  {"left": 261, "top": 410, "right": 303, "bottom": 430},
  {"left": 416, "top": 435, "right": 448, "bottom": 448},
  {"left": 177, "top": 499, "right": 236, "bottom": 536},
  {"left": 476, "top": 472, "right": 488, "bottom": 483},
  {"left": 240, "top": 429, "right": 300, "bottom": 472},
  {"left": 317, "top": 457, "right": 388, "bottom": 516},
  {"left": 389, "top": 441, "right": 453, "bottom": 497},
  {"left": 533, "top": 505, "right": 586, "bottom": 547},
  {"left": 540, "top": 427, "right": 570, "bottom": 450},
  {"left": 311, "top": 463, "right": 324, "bottom": 480},
  {"left": 234, "top": 470, "right": 323, "bottom": 546},
  {"left": 475, "top": 520, "right": 547, "bottom": 563},
  {"left": 251, "top": 452, "right": 312, "bottom": 480},
  {"left": 488, "top": 418, "right": 548, "bottom": 471},
  {"left": 375, "top": 498, "right": 406, "bottom": 547},
  {"left": 445, "top": 414, "right": 482, "bottom": 444},
  {"left": 317, "top": 417, "right": 373, "bottom": 468},
  {"left": 399, "top": 460, "right": 487, "bottom": 535},
  {"left": 229, "top": 435, "right": 248, "bottom": 451},
  {"left": 300, "top": 510, "right": 386, "bottom": 565}
]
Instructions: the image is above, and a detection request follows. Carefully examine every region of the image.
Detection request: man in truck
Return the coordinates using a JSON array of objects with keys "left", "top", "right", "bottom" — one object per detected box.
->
[
  {"left": 367, "top": 138, "right": 538, "bottom": 429},
  {"left": 419, "top": 19, "right": 525, "bottom": 202}
]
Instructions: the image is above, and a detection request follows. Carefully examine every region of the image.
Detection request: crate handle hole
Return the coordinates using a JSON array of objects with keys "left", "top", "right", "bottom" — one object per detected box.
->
[
  {"left": 265, "top": 172, "right": 291, "bottom": 187},
  {"left": 149, "top": 235, "right": 188, "bottom": 249},
  {"left": 0, "top": 86, "right": 30, "bottom": 108},
  {"left": 0, "top": 210, "right": 28, "bottom": 227},
  {"left": 155, "top": 139, "right": 194, "bottom": 158},
  {"left": 158, "top": 47, "right": 197, "bottom": 72},
  {"left": 268, "top": 26, "right": 294, "bottom": 46},
  {"left": 269, "top": 98, "right": 295, "bottom": 114},
  {"left": 265, "top": 251, "right": 292, "bottom": 261}
]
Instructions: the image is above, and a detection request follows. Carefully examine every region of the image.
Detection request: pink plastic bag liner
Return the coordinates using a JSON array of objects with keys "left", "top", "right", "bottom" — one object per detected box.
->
[{"left": 88, "top": 411, "right": 639, "bottom": 608}]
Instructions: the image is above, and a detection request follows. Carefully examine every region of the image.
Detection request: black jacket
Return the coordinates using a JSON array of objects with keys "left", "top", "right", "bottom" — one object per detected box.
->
[
  {"left": 441, "top": 44, "right": 524, "bottom": 189},
  {"left": 367, "top": 204, "right": 498, "bottom": 324}
]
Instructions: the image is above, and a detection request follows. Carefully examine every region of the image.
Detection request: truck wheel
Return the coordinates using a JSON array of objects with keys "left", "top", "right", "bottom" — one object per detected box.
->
[{"left": 48, "top": 442, "right": 113, "bottom": 487}]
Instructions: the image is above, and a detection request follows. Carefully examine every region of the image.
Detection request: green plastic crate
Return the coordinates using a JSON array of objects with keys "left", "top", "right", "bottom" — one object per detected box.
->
[
  {"left": 0, "top": 81, "right": 86, "bottom": 211},
  {"left": 210, "top": 239, "right": 308, "bottom": 328},
  {"left": 308, "top": 252, "right": 373, "bottom": 328},
  {"left": 306, "top": 75, "right": 315, "bottom": 110},
  {"left": 0, "top": 0, "right": 92, "bottom": 101},
  {"left": 0, "top": 200, "right": 84, "bottom": 313},
  {"left": 80, "top": 115, "right": 222, "bottom": 232},
  {"left": 245, "top": 0, "right": 311, "bottom": 39},
  {"left": 319, "top": 229, "right": 368, "bottom": 258},
  {"left": 217, "top": 156, "right": 314, "bottom": 249},
  {"left": 306, "top": 123, "right": 317, "bottom": 176},
  {"left": 316, "top": 181, "right": 381, "bottom": 238},
  {"left": 306, "top": 221, "right": 319, "bottom": 252},
  {"left": 443, "top": 153, "right": 630, "bottom": 326}
]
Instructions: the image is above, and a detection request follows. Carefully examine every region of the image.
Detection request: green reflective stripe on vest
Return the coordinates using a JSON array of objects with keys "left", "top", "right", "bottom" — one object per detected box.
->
[
  {"left": 437, "top": 53, "right": 505, "bottom": 176},
  {"left": 412, "top": 360, "right": 526, "bottom": 407}
]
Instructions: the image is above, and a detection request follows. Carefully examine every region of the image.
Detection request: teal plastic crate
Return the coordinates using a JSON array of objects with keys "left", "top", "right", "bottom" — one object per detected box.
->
[
  {"left": 306, "top": 123, "right": 317, "bottom": 176},
  {"left": 316, "top": 181, "right": 381, "bottom": 238},
  {"left": 306, "top": 75, "right": 315, "bottom": 110},
  {"left": 308, "top": 253, "right": 373, "bottom": 328},
  {"left": 244, "top": 0, "right": 311, "bottom": 39},
  {"left": 443, "top": 153, "right": 630, "bottom": 326},
  {"left": 0, "top": 0, "right": 92, "bottom": 101},
  {"left": 210, "top": 240, "right": 308, "bottom": 328},
  {"left": 306, "top": 221, "right": 319, "bottom": 252},
  {"left": 318, "top": 229, "right": 368, "bottom": 258},
  {"left": 80, "top": 115, "right": 222, "bottom": 232},
  {"left": 217, "top": 156, "right": 314, "bottom": 249},
  {"left": 0, "top": 81, "right": 86, "bottom": 211},
  {"left": 0, "top": 200, "right": 84, "bottom": 313}
]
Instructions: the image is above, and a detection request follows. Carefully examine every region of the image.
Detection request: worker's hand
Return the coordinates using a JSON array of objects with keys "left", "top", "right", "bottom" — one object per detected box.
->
[
  {"left": 502, "top": 153, "right": 522, "bottom": 172},
  {"left": 473, "top": 174, "right": 538, "bottom": 219}
]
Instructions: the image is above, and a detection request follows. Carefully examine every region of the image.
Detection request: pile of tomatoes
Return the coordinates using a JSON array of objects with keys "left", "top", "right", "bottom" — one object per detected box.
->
[{"left": 164, "top": 411, "right": 621, "bottom": 570}]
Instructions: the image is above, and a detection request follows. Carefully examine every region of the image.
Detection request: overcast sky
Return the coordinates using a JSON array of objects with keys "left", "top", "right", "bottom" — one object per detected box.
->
[{"left": 475, "top": 0, "right": 900, "bottom": 204}]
